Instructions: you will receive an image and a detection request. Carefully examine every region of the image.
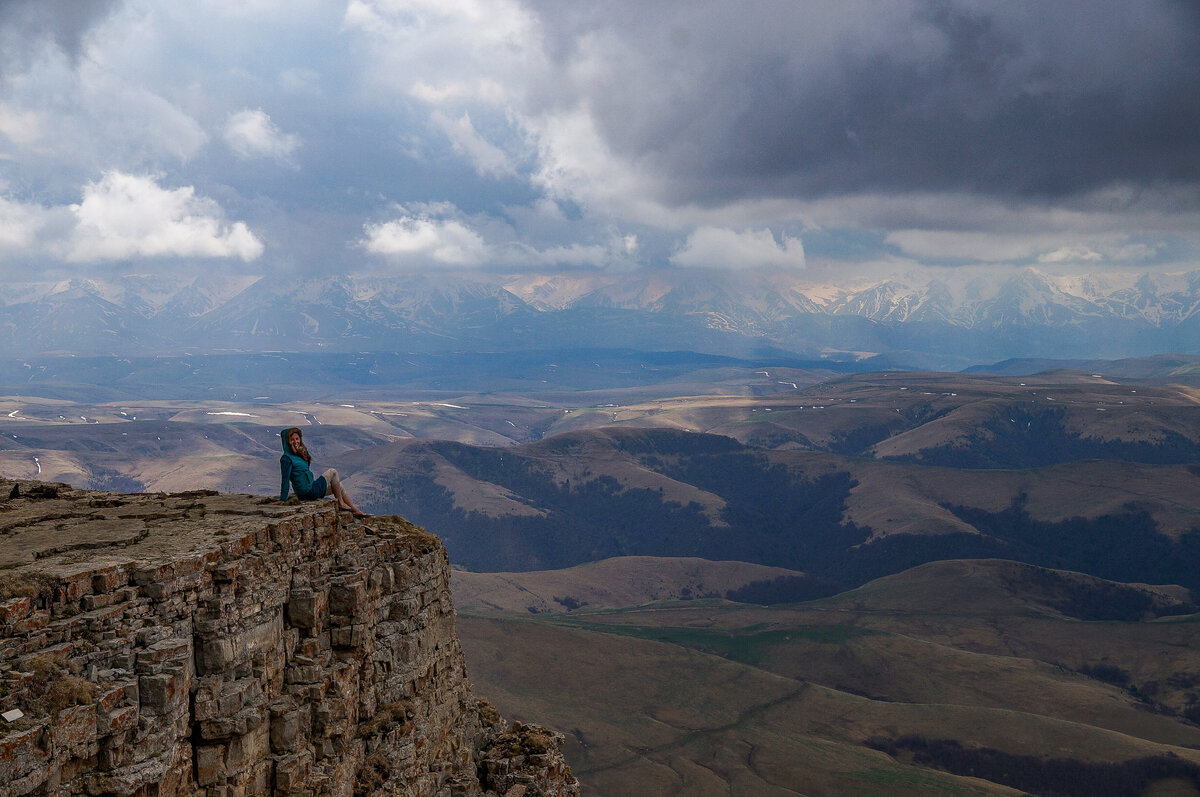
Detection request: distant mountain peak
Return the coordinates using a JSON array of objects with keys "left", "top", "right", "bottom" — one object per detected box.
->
[{"left": 3, "top": 268, "right": 1200, "bottom": 362}]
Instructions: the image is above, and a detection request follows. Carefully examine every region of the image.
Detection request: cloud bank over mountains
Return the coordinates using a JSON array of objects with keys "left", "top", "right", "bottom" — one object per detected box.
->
[
  {"left": 5, "top": 266, "right": 1200, "bottom": 364},
  {"left": 0, "top": 1, "right": 1197, "bottom": 280}
]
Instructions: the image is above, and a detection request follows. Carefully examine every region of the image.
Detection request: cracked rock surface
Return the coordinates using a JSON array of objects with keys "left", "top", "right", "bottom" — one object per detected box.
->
[{"left": 0, "top": 481, "right": 578, "bottom": 797}]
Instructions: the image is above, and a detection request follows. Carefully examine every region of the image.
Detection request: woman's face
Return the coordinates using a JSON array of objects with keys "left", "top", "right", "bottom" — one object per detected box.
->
[{"left": 288, "top": 431, "right": 302, "bottom": 451}]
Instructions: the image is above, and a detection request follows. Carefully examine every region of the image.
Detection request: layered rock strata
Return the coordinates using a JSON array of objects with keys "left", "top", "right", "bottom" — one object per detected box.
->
[{"left": 0, "top": 481, "right": 578, "bottom": 797}]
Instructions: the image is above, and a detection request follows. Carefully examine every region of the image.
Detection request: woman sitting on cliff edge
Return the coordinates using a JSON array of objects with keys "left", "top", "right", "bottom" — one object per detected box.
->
[{"left": 274, "top": 426, "right": 368, "bottom": 518}]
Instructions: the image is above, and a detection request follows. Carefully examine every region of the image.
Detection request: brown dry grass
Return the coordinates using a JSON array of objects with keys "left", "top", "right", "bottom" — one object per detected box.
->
[
  {"left": 22, "top": 654, "right": 97, "bottom": 718},
  {"left": 0, "top": 569, "right": 57, "bottom": 601}
]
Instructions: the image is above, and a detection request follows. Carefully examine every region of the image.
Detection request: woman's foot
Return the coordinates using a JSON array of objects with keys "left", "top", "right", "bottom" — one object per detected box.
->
[{"left": 337, "top": 502, "right": 369, "bottom": 518}]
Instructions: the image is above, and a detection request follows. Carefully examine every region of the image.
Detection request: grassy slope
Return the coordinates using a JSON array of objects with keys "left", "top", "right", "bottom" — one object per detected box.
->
[
  {"left": 455, "top": 559, "right": 1200, "bottom": 797},
  {"left": 451, "top": 556, "right": 806, "bottom": 613},
  {"left": 458, "top": 615, "right": 1021, "bottom": 797}
]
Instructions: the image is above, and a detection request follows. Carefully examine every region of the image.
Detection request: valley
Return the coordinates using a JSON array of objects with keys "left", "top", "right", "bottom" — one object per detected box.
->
[{"left": 454, "top": 559, "right": 1200, "bottom": 796}]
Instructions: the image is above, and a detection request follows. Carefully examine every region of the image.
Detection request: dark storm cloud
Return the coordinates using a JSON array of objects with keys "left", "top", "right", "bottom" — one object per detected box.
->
[
  {"left": 0, "top": 0, "right": 120, "bottom": 73},
  {"left": 527, "top": 0, "right": 1200, "bottom": 205}
]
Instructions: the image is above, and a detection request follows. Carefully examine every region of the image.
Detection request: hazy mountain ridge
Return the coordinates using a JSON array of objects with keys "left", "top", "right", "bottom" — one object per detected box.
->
[{"left": 5, "top": 267, "right": 1200, "bottom": 360}]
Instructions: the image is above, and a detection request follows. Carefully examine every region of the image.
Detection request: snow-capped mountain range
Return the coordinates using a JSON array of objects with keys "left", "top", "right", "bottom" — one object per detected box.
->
[{"left": 3, "top": 268, "right": 1199, "bottom": 365}]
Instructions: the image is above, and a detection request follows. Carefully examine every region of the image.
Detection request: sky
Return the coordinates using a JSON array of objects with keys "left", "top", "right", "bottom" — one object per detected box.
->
[{"left": 0, "top": 0, "right": 1198, "bottom": 282}]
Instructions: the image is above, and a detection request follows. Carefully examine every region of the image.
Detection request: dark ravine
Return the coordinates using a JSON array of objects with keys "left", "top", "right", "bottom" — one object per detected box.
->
[{"left": 0, "top": 481, "right": 578, "bottom": 797}]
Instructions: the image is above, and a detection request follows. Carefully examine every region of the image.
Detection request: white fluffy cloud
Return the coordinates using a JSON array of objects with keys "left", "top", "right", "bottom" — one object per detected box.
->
[
  {"left": 224, "top": 109, "right": 301, "bottom": 164},
  {"left": 528, "top": 106, "right": 665, "bottom": 223},
  {"left": 64, "top": 172, "right": 263, "bottom": 262},
  {"left": 342, "top": 2, "right": 673, "bottom": 222},
  {"left": 504, "top": 231, "right": 639, "bottom": 270},
  {"left": 0, "top": 195, "right": 52, "bottom": 252},
  {"left": 1038, "top": 246, "right": 1105, "bottom": 264},
  {"left": 671, "top": 227, "right": 806, "bottom": 270},
  {"left": 362, "top": 210, "right": 489, "bottom": 266},
  {"left": 343, "top": 0, "right": 537, "bottom": 104},
  {"left": 362, "top": 203, "right": 643, "bottom": 270},
  {"left": 430, "top": 110, "right": 515, "bottom": 178}
]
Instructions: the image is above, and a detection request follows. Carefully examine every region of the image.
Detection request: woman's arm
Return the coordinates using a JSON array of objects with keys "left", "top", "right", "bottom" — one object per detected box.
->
[{"left": 279, "top": 456, "right": 292, "bottom": 502}]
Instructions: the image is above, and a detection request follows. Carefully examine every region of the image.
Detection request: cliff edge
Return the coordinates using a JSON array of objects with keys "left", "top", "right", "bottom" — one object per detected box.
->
[{"left": 0, "top": 481, "right": 579, "bottom": 797}]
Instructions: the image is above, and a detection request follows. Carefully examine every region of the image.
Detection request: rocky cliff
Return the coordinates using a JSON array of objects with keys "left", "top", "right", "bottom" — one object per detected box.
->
[{"left": 0, "top": 481, "right": 578, "bottom": 797}]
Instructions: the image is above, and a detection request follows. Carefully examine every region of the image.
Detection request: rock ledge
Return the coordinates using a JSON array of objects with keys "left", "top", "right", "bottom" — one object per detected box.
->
[{"left": 0, "top": 481, "right": 578, "bottom": 797}]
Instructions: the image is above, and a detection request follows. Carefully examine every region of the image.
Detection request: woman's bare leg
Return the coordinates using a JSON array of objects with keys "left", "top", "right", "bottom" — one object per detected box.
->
[
  {"left": 331, "top": 481, "right": 364, "bottom": 514},
  {"left": 324, "top": 469, "right": 366, "bottom": 515}
]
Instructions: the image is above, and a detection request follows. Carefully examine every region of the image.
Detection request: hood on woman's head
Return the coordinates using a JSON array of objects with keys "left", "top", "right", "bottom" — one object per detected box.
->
[{"left": 281, "top": 427, "right": 307, "bottom": 457}]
